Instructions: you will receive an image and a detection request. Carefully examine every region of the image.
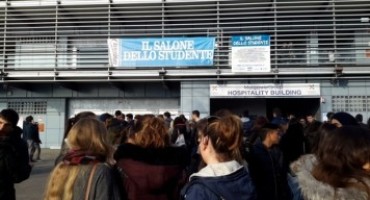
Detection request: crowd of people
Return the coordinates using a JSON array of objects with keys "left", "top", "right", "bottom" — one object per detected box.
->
[{"left": 1, "top": 107, "right": 370, "bottom": 200}]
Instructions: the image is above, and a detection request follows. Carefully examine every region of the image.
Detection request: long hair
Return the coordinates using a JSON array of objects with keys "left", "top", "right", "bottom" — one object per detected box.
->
[
  {"left": 44, "top": 118, "right": 110, "bottom": 200},
  {"left": 312, "top": 126, "right": 370, "bottom": 198},
  {"left": 130, "top": 117, "right": 169, "bottom": 148},
  {"left": 198, "top": 115, "right": 243, "bottom": 162}
]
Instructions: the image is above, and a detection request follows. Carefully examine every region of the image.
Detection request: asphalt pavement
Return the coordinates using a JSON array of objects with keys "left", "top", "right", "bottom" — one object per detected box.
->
[{"left": 15, "top": 149, "right": 59, "bottom": 200}]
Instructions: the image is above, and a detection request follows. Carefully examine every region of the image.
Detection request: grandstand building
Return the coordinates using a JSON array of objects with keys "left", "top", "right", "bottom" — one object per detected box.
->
[{"left": 0, "top": 0, "right": 369, "bottom": 147}]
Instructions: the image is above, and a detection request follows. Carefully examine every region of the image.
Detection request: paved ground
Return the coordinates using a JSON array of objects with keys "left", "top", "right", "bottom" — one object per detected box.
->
[{"left": 15, "top": 149, "right": 60, "bottom": 200}]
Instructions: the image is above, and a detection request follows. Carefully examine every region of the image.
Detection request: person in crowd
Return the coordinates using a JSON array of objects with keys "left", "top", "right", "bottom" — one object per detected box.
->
[
  {"left": 241, "top": 110, "right": 254, "bottom": 138},
  {"left": 99, "top": 113, "right": 114, "bottom": 128},
  {"left": 292, "top": 125, "right": 370, "bottom": 200},
  {"left": 271, "top": 107, "right": 287, "bottom": 126},
  {"left": 125, "top": 113, "right": 134, "bottom": 128},
  {"left": 246, "top": 116, "right": 269, "bottom": 147},
  {"left": 298, "top": 117, "right": 307, "bottom": 129},
  {"left": 249, "top": 123, "right": 292, "bottom": 200},
  {"left": 181, "top": 115, "right": 256, "bottom": 199},
  {"left": 114, "top": 110, "right": 128, "bottom": 127},
  {"left": 163, "top": 111, "right": 173, "bottom": 129},
  {"left": 355, "top": 113, "right": 368, "bottom": 129},
  {"left": 326, "top": 112, "right": 335, "bottom": 122},
  {"left": 306, "top": 114, "right": 322, "bottom": 127},
  {"left": 44, "top": 118, "right": 121, "bottom": 200},
  {"left": 23, "top": 116, "right": 42, "bottom": 161},
  {"left": 114, "top": 116, "right": 189, "bottom": 200},
  {"left": 191, "top": 110, "right": 200, "bottom": 123},
  {"left": 280, "top": 118, "right": 305, "bottom": 167},
  {"left": 0, "top": 109, "right": 32, "bottom": 200},
  {"left": 290, "top": 123, "right": 337, "bottom": 200},
  {"left": 304, "top": 114, "right": 322, "bottom": 154},
  {"left": 171, "top": 116, "right": 188, "bottom": 147},
  {"left": 55, "top": 111, "right": 96, "bottom": 165},
  {"left": 330, "top": 112, "right": 358, "bottom": 127},
  {"left": 107, "top": 120, "right": 125, "bottom": 148}
]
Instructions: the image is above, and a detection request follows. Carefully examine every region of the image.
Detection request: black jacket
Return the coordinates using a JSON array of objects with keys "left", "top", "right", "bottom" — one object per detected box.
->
[
  {"left": 23, "top": 122, "right": 41, "bottom": 143},
  {"left": 248, "top": 141, "right": 292, "bottom": 200},
  {"left": 0, "top": 136, "right": 17, "bottom": 200}
]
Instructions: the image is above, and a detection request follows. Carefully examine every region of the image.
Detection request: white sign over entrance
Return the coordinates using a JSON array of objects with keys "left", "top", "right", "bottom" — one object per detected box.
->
[{"left": 210, "top": 83, "right": 320, "bottom": 97}]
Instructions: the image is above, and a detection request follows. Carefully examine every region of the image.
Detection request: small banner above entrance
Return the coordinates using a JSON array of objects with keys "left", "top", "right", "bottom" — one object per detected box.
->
[
  {"left": 210, "top": 83, "right": 320, "bottom": 97},
  {"left": 108, "top": 37, "right": 215, "bottom": 67},
  {"left": 231, "top": 34, "right": 271, "bottom": 73}
]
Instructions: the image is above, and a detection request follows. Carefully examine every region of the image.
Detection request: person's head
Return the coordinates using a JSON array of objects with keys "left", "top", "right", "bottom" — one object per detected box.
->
[
  {"left": 326, "top": 112, "right": 335, "bottom": 121},
  {"left": 164, "top": 112, "right": 171, "bottom": 119},
  {"left": 298, "top": 117, "right": 307, "bottom": 127},
  {"left": 331, "top": 112, "right": 358, "bottom": 128},
  {"left": 214, "top": 109, "right": 233, "bottom": 117},
  {"left": 115, "top": 110, "right": 125, "bottom": 121},
  {"left": 242, "top": 110, "right": 249, "bottom": 117},
  {"left": 45, "top": 118, "right": 110, "bottom": 199},
  {"left": 196, "top": 115, "right": 243, "bottom": 164},
  {"left": 0, "top": 109, "right": 19, "bottom": 135},
  {"left": 259, "top": 123, "right": 281, "bottom": 148},
  {"left": 306, "top": 114, "right": 315, "bottom": 124},
  {"left": 99, "top": 113, "right": 113, "bottom": 127},
  {"left": 355, "top": 114, "right": 363, "bottom": 123},
  {"left": 129, "top": 117, "right": 169, "bottom": 148},
  {"left": 272, "top": 108, "right": 281, "bottom": 118},
  {"left": 66, "top": 118, "right": 110, "bottom": 157},
  {"left": 311, "top": 123, "right": 337, "bottom": 154},
  {"left": 252, "top": 116, "right": 269, "bottom": 130},
  {"left": 312, "top": 126, "right": 370, "bottom": 196},
  {"left": 64, "top": 111, "right": 96, "bottom": 140},
  {"left": 192, "top": 110, "right": 200, "bottom": 121},
  {"left": 126, "top": 113, "right": 133, "bottom": 122},
  {"left": 157, "top": 114, "right": 164, "bottom": 120},
  {"left": 25, "top": 115, "right": 34, "bottom": 123}
]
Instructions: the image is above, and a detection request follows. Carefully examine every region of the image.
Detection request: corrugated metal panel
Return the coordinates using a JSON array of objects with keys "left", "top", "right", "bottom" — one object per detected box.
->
[{"left": 0, "top": 0, "right": 369, "bottom": 81}]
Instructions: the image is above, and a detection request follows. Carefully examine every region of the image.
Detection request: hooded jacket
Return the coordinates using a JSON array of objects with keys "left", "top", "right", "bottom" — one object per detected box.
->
[
  {"left": 291, "top": 154, "right": 369, "bottom": 200},
  {"left": 181, "top": 160, "right": 256, "bottom": 200},
  {"left": 114, "top": 143, "right": 189, "bottom": 200}
]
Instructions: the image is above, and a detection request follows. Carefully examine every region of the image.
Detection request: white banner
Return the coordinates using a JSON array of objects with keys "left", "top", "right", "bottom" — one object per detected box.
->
[{"left": 210, "top": 83, "right": 320, "bottom": 97}]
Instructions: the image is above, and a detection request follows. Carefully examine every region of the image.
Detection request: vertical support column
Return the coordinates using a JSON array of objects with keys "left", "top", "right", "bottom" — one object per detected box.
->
[
  {"left": 108, "top": 2, "right": 112, "bottom": 80},
  {"left": 2, "top": 0, "right": 9, "bottom": 76},
  {"left": 180, "top": 81, "right": 210, "bottom": 117},
  {"left": 273, "top": 0, "right": 278, "bottom": 72},
  {"left": 54, "top": 1, "right": 59, "bottom": 80}
]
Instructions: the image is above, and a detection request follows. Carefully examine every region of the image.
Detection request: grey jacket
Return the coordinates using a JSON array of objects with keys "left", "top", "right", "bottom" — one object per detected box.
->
[
  {"left": 291, "top": 154, "right": 368, "bottom": 200},
  {"left": 72, "top": 163, "right": 122, "bottom": 200}
]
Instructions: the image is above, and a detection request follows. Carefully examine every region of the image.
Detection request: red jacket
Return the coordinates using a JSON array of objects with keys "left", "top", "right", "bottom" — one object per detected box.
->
[{"left": 114, "top": 143, "right": 189, "bottom": 200}]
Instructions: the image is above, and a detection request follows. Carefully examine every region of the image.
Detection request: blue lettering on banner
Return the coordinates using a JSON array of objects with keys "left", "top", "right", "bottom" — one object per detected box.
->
[
  {"left": 115, "top": 37, "right": 215, "bottom": 67},
  {"left": 231, "top": 34, "right": 270, "bottom": 47}
]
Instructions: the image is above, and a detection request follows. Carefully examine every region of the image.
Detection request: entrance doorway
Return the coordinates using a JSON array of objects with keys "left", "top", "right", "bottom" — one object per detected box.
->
[{"left": 210, "top": 98, "right": 320, "bottom": 120}]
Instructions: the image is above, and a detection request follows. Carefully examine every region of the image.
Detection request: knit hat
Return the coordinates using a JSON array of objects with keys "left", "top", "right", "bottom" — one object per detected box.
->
[{"left": 331, "top": 112, "right": 358, "bottom": 126}]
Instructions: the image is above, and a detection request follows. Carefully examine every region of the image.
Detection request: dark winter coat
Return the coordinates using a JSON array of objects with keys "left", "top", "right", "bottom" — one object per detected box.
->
[
  {"left": 248, "top": 142, "right": 292, "bottom": 200},
  {"left": 114, "top": 143, "right": 189, "bottom": 200},
  {"left": 0, "top": 136, "right": 17, "bottom": 200},
  {"left": 23, "top": 122, "right": 40, "bottom": 143},
  {"left": 181, "top": 161, "right": 257, "bottom": 200}
]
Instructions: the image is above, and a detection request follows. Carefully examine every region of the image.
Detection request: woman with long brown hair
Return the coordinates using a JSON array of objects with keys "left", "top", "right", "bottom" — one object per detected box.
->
[
  {"left": 44, "top": 118, "right": 121, "bottom": 200},
  {"left": 293, "top": 125, "right": 370, "bottom": 200},
  {"left": 181, "top": 115, "right": 256, "bottom": 199},
  {"left": 114, "top": 116, "right": 189, "bottom": 200}
]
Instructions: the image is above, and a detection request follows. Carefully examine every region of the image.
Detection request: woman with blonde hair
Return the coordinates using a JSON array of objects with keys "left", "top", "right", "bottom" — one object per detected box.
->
[
  {"left": 114, "top": 116, "right": 189, "bottom": 200},
  {"left": 44, "top": 118, "right": 121, "bottom": 200},
  {"left": 181, "top": 115, "right": 256, "bottom": 199}
]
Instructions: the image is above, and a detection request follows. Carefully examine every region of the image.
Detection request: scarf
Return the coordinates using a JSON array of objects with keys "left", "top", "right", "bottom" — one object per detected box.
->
[{"left": 63, "top": 150, "right": 106, "bottom": 165}]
